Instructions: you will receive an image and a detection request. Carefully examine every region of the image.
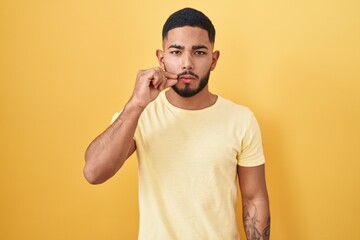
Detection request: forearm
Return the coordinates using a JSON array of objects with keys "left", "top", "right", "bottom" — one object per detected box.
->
[
  {"left": 83, "top": 67, "right": 178, "bottom": 184},
  {"left": 83, "top": 100, "right": 144, "bottom": 184},
  {"left": 242, "top": 196, "right": 270, "bottom": 240}
]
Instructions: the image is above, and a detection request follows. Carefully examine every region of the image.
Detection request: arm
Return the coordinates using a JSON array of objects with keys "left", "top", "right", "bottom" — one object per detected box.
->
[
  {"left": 83, "top": 67, "right": 178, "bottom": 184},
  {"left": 238, "top": 164, "right": 270, "bottom": 240}
]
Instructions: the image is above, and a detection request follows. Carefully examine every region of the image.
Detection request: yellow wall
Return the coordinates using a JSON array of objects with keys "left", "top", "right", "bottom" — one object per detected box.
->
[{"left": 1, "top": 0, "right": 359, "bottom": 239}]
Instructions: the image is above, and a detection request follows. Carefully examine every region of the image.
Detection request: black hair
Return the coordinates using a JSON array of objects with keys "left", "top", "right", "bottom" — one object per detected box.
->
[{"left": 162, "top": 8, "right": 216, "bottom": 43}]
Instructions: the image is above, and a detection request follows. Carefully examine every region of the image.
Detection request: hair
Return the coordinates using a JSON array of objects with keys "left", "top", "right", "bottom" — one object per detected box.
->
[{"left": 162, "top": 8, "right": 216, "bottom": 44}]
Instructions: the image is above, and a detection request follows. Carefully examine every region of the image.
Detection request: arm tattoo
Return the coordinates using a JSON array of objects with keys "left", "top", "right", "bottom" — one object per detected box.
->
[
  {"left": 262, "top": 217, "right": 271, "bottom": 239},
  {"left": 243, "top": 203, "right": 270, "bottom": 240}
]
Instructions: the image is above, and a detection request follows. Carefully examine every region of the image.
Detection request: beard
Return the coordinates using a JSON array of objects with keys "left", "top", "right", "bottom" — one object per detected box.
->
[{"left": 172, "top": 69, "right": 211, "bottom": 98}]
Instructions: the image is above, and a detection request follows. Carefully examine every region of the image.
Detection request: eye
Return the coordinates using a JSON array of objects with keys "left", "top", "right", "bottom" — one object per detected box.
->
[
  {"left": 170, "top": 50, "right": 181, "bottom": 55},
  {"left": 195, "top": 51, "right": 206, "bottom": 55}
]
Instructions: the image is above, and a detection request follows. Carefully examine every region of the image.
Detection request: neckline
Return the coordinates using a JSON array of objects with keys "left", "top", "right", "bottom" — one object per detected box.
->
[{"left": 160, "top": 91, "right": 221, "bottom": 113}]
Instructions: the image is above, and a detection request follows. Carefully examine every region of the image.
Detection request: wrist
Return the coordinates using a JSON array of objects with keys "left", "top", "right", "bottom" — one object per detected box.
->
[{"left": 125, "top": 97, "right": 147, "bottom": 114}]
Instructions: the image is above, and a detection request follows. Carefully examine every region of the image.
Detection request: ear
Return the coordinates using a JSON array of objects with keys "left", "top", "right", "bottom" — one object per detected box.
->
[
  {"left": 156, "top": 49, "right": 165, "bottom": 70},
  {"left": 210, "top": 50, "right": 220, "bottom": 71}
]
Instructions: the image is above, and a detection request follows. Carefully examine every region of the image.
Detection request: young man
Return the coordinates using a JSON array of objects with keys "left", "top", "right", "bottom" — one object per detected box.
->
[{"left": 84, "top": 8, "right": 270, "bottom": 240}]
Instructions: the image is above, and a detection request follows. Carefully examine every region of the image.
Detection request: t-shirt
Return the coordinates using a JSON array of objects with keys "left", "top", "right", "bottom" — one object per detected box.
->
[{"left": 112, "top": 91, "right": 265, "bottom": 240}]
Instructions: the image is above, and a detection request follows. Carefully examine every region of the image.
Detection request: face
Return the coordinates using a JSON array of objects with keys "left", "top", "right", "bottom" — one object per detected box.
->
[{"left": 157, "top": 26, "right": 220, "bottom": 98}]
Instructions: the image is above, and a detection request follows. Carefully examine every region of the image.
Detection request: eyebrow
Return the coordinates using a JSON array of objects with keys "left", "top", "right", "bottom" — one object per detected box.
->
[
  {"left": 192, "top": 45, "right": 208, "bottom": 50},
  {"left": 168, "top": 44, "right": 209, "bottom": 50},
  {"left": 168, "top": 44, "right": 184, "bottom": 50}
]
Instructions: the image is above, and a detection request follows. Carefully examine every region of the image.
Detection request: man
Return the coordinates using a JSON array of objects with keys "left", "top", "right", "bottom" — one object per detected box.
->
[{"left": 84, "top": 8, "right": 270, "bottom": 240}]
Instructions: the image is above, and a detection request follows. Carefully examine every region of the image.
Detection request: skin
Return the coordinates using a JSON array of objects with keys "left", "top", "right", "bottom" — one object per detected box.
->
[
  {"left": 84, "top": 26, "right": 270, "bottom": 239},
  {"left": 239, "top": 165, "right": 271, "bottom": 240},
  {"left": 156, "top": 26, "right": 219, "bottom": 110}
]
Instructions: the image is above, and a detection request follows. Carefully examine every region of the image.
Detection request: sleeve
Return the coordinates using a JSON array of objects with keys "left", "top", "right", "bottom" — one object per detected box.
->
[
  {"left": 237, "top": 113, "right": 266, "bottom": 167},
  {"left": 110, "top": 112, "right": 121, "bottom": 124}
]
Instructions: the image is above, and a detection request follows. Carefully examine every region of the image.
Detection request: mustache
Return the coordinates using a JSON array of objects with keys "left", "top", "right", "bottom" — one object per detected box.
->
[{"left": 177, "top": 71, "right": 199, "bottom": 79}]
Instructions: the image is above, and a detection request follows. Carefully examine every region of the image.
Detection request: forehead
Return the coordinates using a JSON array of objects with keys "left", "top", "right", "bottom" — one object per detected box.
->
[{"left": 163, "top": 26, "right": 212, "bottom": 49}]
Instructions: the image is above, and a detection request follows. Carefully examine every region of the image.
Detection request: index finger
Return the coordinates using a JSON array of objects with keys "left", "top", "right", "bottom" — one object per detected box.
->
[{"left": 164, "top": 71, "right": 178, "bottom": 80}]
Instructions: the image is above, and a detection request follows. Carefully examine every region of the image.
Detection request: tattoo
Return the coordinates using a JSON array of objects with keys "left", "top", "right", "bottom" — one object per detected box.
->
[
  {"left": 243, "top": 203, "right": 270, "bottom": 240},
  {"left": 262, "top": 217, "right": 271, "bottom": 239}
]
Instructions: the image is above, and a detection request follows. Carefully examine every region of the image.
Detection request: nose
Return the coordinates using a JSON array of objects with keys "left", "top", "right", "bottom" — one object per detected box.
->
[{"left": 181, "top": 52, "right": 194, "bottom": 70}]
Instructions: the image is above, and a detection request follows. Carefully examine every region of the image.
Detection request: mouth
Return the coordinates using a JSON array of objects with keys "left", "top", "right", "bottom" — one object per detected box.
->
[
  {"left": 178, "top": 75, "right": 195, "bottom": 83},
  {"left": 177, "top": 70, "right": 198, "bottom": 84}
]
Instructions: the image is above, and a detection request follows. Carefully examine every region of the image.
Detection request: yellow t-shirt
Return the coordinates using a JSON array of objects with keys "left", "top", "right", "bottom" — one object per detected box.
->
[{"left": 114, "top": 91, "right": 265, "bottom": 240}]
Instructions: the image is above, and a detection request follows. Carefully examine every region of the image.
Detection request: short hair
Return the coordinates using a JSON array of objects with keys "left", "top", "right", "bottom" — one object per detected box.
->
[{"left": 162, "top": 8, "right": 216, "bottom": 44}]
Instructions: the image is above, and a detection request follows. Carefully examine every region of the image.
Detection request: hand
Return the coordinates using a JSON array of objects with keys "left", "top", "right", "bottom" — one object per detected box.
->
[{"left": 130, "top": 67, "right": 178, "bottom": 109}]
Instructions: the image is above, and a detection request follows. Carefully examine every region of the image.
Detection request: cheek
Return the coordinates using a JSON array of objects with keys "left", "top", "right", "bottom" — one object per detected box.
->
[{"left": 163, "top": 57, "right": 179, "bottom": 72}]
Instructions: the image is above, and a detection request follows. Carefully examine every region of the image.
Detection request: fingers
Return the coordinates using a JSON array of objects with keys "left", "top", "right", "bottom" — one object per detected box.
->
[
  {"left": 159, "top": 77, "right": 178, "bottom": 91},
  {"left": 149, "top": 67, "right": 163, "bottom": 89},
  {"left": 164, "top": 79, "right": 178, "bottom": 89},
  {"left": 164, "top": 71, "right": 178, "bottom": 80},
  {"left": 153, "top": 68, "right": 178, "bottom": 91},
  {"left": 132, "top": 67, "right": 177, "bottom": 108},
  {"left": 137, "top": 67, "right": 178, "bottom": 91}
]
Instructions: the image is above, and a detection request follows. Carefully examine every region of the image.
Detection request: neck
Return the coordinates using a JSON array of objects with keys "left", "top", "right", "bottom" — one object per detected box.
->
[{"left": 165, "top": 86, "right": 218, "bottom": 110}]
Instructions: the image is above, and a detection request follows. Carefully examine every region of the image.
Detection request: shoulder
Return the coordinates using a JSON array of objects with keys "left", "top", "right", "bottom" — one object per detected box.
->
[{"left": 217, "top": 96, "right": 254, "bottom": 119}]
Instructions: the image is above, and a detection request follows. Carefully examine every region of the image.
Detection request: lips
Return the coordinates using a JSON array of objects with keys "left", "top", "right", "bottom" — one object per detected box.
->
[{"left": 179, "top": 75, "right": 195, "bottom": 83}]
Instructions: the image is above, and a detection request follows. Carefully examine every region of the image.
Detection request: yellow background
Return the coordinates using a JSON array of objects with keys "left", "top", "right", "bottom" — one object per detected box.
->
[{"left": 1, "top": 0, "right": 359, "bottom": 239}]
